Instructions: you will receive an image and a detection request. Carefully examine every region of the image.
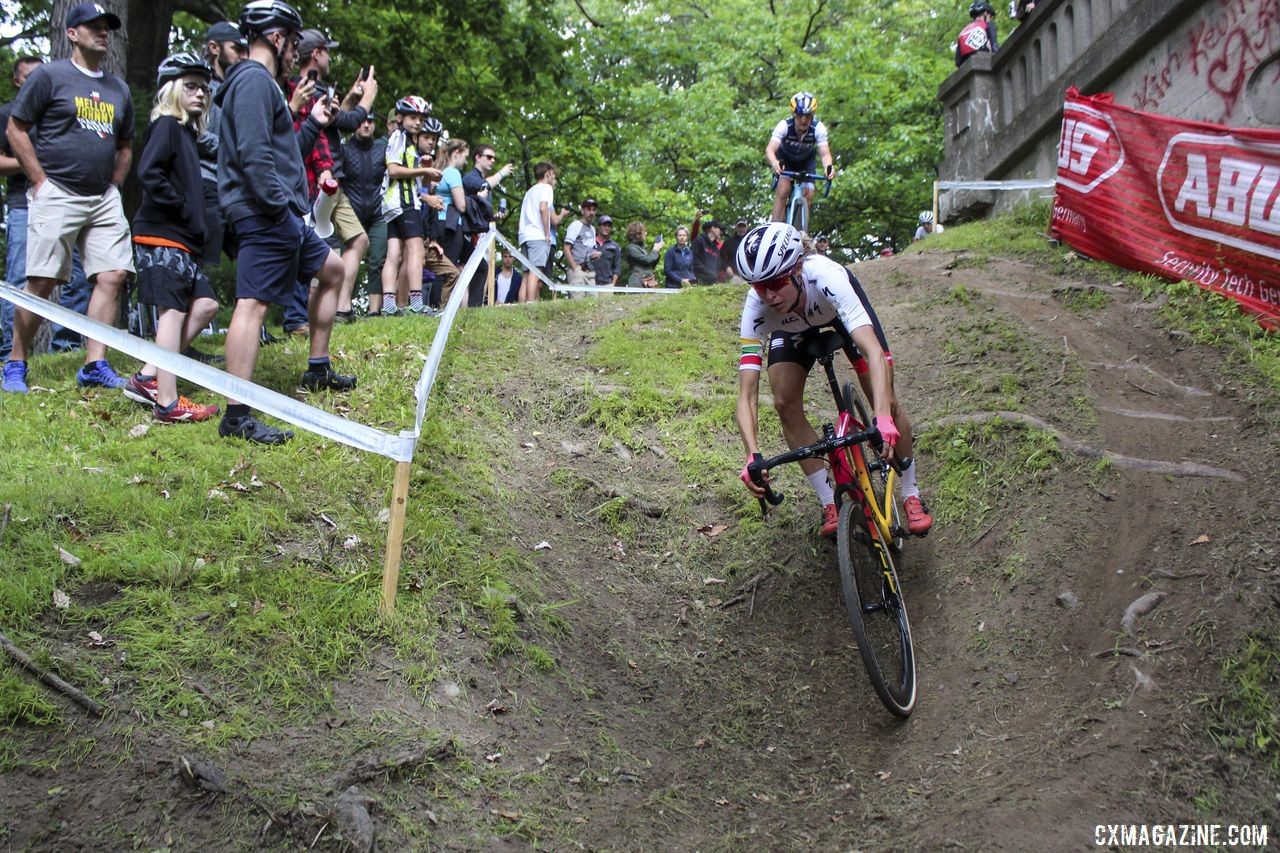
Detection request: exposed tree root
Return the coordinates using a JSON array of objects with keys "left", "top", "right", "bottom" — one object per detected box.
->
[
  {"left": 916, "top": 411, "right": 1245, "bottom": 483},
  {"left": 0, "top": 629, "right": 108, "bottom": 717}
]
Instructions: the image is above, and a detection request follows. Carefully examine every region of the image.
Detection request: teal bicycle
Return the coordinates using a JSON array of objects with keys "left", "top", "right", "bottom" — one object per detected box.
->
[{"left": 771, "top": 169, "right": 832, "bottom": 234}]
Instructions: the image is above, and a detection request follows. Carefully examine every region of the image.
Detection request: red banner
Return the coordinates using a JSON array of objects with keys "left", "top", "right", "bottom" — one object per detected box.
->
[{"left": 1050, "top": 88, "right": 1280, "bottom": 328}]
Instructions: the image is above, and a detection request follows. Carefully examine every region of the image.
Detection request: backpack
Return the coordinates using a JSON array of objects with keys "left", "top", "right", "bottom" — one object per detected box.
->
[
  {"left": 462, "top": 191, "right": 493, "bottom": 234},
  {"left": 957, "top": 20, "right": 990, "bottom": 58}
]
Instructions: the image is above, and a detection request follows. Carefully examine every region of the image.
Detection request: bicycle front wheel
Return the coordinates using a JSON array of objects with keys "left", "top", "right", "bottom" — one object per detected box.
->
[{"left": 837, "top": 500, "right": 917, "bottom": 717}]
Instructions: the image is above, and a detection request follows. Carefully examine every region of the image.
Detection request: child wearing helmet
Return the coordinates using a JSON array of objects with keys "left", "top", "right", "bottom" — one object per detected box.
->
[
  {"left": 765, "top": 92, "right": 834, "bottom": 225},
  {"left": 734, "top": 223, "right": 933, "bottom": 538},
  {"left": 957, "top": 2, "right": 999, "bottom": 67},
  {"left": 380, "top": 95, "right": 443, "bottom": 315},
  {"left": 127, "top": 53, "right": 221, "bottom": 424}
]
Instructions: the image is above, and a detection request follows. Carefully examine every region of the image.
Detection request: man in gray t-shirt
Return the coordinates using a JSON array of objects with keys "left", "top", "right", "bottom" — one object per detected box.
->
[
  {"left": 563, "top": 198, "right": 600, "bottom": 292},
  {"left": 3, "top": 2, "right": 135, "bottom": 394}
]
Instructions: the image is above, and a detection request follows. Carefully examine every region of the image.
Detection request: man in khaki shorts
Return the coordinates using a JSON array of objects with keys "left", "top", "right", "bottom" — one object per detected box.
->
[{"left": 3, "top": 2, "right": 134, "bottom": 394}]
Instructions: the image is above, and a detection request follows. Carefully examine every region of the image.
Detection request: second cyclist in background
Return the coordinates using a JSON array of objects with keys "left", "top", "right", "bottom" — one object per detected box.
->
[{"left": 765, "top": 92, "right": 834, "bottom": 225}]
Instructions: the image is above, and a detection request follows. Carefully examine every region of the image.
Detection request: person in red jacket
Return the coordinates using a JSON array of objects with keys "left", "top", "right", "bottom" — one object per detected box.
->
[{"left": 956, "top": 1, "right": 999, "bottom": 67}]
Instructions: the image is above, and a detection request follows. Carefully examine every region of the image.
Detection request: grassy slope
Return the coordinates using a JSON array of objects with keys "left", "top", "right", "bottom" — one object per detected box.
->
[{"left": 1, "top": 209, "right": 1277, "bottom": 842}]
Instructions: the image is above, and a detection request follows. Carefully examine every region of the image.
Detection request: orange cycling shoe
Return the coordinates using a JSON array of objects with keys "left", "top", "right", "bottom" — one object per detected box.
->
[
  {"left": 903, "top": 496, "right": 933, "bottom": 535},
  {"left": 821, "top": 503, "right": 839, "bottom": 537}
]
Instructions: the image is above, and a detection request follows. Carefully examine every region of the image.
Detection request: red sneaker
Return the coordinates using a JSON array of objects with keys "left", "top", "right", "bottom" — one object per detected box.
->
[
  {"left": 821, "top": 503, "right": 839, "bottom": 537},
  {"left": 154, "top": 396, "right": 219, "bottom": 423},
  {"left": 903, "top": 496, "right": 933, "bottom": 535},
  {"left": 123, "top": 374, "right": 158, "bottom": 406}
]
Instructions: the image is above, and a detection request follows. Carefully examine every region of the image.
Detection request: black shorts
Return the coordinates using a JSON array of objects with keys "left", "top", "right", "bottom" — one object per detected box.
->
[
  {"left": 767, "top": 320, "right": 892, "bottom": 376},
  {"left": 134, "top": 243, "right": 218, "bottom": 311},
  {"left": 386, "top": 211, "right": 423, "bottom": 241},
  {"left": 231, "top": 213, "right": 330, "bottom": 306},
  {"left": 779, "top": 154, "right": 817, "bottom": 177}
]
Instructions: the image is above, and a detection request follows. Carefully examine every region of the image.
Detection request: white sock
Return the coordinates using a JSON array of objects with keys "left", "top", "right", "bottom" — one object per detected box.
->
[
  {"left": 897, "top": 458, "right": 920, "bottom": 500},
  {"left": 806, "top": 468, "right": 835, "bottom": 507}
]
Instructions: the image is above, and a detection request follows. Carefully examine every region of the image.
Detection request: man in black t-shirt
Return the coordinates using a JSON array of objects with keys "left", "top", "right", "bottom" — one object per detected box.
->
[{"left": 4, "top": 3, "right": 135, "bottom": 395}]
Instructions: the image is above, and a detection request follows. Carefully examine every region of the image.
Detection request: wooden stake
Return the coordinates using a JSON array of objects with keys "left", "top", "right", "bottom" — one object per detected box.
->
[
  {"left": 381, "top": 461, "right": 412, "bottom": 614},
  {"left": 932, "top": 180, "right": 940, "bottom": 227},
  {"left": 485, "top": 229, "right": 497, "bottom": 306}
]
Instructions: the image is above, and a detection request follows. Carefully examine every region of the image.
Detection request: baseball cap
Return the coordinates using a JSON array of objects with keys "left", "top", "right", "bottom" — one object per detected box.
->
[
  {"left": 736, "top": 218, "right": 748, "bottom": 227},
  {"left": 598, "top": 215, "right": 613, "bottom": 225},
  {"left": 66, "top": 2, "right": 122, "bottom": 30},
  {"left": 815, "top": 233, "right": 830, "bottom": 242},
  {"left": 582, "top": 198, "right": 598, "bottom": 208},
  {"left": 205, "top": 21, "right": 247, "bottom": 47},
  {"left": 297, "top": 28, "right": 338, "bottom": 58}
]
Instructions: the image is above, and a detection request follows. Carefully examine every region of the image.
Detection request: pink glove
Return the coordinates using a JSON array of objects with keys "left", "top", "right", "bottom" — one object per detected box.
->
[
  {"left": 740, "top": 454, "right": 766, "bottom": 497},
  {"left": 875, "top": 415, "right": 900, "bottom": 449}
]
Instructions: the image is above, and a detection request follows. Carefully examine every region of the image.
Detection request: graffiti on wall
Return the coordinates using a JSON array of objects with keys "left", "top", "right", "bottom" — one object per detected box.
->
[{"left": 1132, "top": 0, "right": 1280, "bottom": 122}]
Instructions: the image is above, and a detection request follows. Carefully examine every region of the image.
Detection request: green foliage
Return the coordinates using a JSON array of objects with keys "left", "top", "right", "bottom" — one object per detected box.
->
[
  {"left": 1210, "top": 633, "right": 1280, "bottom": 781},
  {"left": 916, "top": 419, "right": 1060, "bottom": 531},
  {"left": 1157, "top": 281, "right": 1280, "bottom": 393},
  {"left": 0, "top": 672, "right": 61, "bottom": 728}
]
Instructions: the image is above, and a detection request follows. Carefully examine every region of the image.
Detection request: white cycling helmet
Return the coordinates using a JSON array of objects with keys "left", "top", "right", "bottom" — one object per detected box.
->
[
  {"left": 736, "top": 222, "right": 804, "bottom": 284},
  {"left": 919, "top": 210, "right": 934, "bottom": 224}
]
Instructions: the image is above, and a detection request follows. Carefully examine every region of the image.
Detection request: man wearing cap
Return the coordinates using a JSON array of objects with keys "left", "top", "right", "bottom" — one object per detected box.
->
[
  {"left": 689, "top": 211, "right": 723, "bottom": 285},
  {"left": 563, "top": 198, "right": 600, "bottom": 294},
  {"left": 721, "top": 218, "right": 749, "bottom": 281},
  {"left": 197, "top": 21, "right": 246, "bottom": 270},
  {"left": 593, "top": 215, "right": 621, "bottom": 289},
  {"left": 815, "top": 234, "right": 831, "bottom": 256},
  {"left": 284, "top": 29, "right": 378, "bottom": 328},
  {"left": 3, "top": 2, "right": 135, "bottom": 395}
]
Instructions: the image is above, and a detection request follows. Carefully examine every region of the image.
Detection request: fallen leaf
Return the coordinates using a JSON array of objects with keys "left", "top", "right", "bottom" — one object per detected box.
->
[
  {"left": 494, "top": 809, "right": 520, "bottom": 821},
  {"left": 485, "top": 752, "right": 503, "bottom": 763},
  {"left": 703, "top": 577, "right": 727, "bottom": 586},
  {"left": 85, "top": 631, "right": 114, "bottom": 649},
  {"left": 697, "top": 523, "right": 729, "bottom": 538},
  {"left": 377, "top": 508, "right": 391, "bottom": 524},
  {"left": 129, "top": 423, "right": 150, "bottom": 438},
  {"left": 534, "top": 540, "right": 552, "bottom": 551},
  {"left": 52, "top": 589, "right": 71, "bottom": 610},
  {"left": 128, "top": 474, "right": 146, "bottom": 485},
  {"left": 343, "top": 535, "right": 361, "bottom": 550},
  {"left": 1189, "top": 534, "right": 1211, "bottom": 545},
  {"left": 57, "top": 547, "right": 81, "bottom": 567},
  {"left": 875, "top": 770, "right": 892, "bottom": 781},
  {"left": 207, "top": 489, "right": 227, "bottom": 500},
  {"left": 486, "top": 699, "right": 509, "bottom": 715}
]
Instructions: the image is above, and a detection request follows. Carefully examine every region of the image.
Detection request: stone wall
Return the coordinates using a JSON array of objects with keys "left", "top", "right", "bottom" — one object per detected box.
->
[{"left": 936, "top": 0, "right": 1280, "bottom": 220}]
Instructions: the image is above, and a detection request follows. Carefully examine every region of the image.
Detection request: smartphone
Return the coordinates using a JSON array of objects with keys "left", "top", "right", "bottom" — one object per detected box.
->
[
  {"left": 499, "top": 198, "right": 508, "bottom": 212},
  {"left": 306, "top": 69, "right": 318, "bottom": 82},
  {"left": 357, "top": 66, "right": 368, "bottom": 82},
  {"left": 327, "top": 84, "right": 336, "bottom": 101}
]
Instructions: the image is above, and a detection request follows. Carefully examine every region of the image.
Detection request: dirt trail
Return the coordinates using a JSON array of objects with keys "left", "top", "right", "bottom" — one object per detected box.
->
[{"left": 2, "top": 251, "right": 1276, "bottom": 850}]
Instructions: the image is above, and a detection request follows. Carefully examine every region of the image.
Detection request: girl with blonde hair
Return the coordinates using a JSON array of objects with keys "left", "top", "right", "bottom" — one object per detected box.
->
[{"left": 125, "top": 53, "right": 221, "bottom": 423}]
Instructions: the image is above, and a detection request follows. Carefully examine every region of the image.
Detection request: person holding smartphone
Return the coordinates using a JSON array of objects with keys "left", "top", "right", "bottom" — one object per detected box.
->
[
  {"left": 622, "top": 221, "right": 663, "bottom": 289},
  {"left": 287, "top": 28, "right": 379, "bottom": 327}
]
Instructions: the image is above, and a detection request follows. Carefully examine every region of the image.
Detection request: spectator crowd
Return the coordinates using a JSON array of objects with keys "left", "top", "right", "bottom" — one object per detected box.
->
[{"left": 0, "top": 1, "right": 796, "bottom": 441}]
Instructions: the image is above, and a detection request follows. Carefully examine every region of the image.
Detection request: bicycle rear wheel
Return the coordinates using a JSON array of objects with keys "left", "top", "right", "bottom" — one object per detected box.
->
[
  {"left": 841, "top": 381, "right": 904, "bottom": 551},
  {"left": 837, "top": 500, "right": 917, "bottom": 717}
]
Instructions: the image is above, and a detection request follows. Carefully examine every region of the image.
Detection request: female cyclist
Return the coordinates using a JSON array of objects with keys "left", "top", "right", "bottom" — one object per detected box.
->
[{"left": 734, "top": 223, "right": 932, "bottom": 537}]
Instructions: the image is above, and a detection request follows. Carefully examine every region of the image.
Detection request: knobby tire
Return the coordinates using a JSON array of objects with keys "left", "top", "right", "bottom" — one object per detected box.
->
[{"left": 836, "top": 500, "right": 917, "bottom": 717}]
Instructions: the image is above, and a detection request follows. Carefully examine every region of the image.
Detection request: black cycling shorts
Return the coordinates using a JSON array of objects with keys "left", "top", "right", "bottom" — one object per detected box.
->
[{"left": 767, "top": 320, "right": 892, "bottom": 376}]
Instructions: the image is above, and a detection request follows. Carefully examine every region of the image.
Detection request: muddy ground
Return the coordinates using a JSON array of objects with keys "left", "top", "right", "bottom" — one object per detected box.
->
[{"left": 2, "top": 248, "right": 1277, "bottom": 851}]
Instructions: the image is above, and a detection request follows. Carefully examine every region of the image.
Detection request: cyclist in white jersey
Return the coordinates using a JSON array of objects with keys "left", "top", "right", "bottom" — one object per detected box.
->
[
  {"left": 734, "top": 222, "right": 933, "bottom": 537},
  {"left": 765, "top": 91, "right": 833, "bottom": 224}
]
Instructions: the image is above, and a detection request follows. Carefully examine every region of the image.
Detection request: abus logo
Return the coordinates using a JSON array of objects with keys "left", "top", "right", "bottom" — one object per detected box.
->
[
  {"left": 1057, "top": 102, "right": 1125, "bottom": 193},
  {"left": 1158, "top": 132, "right": 1280, "bottom": 261}
]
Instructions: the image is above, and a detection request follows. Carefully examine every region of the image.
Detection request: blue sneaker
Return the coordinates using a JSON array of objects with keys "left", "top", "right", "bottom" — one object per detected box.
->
[
  {"left": 76, "top": 360, "right": 126, "bottom": 389},
  {"left": 2, "top": 360, "right": 28, "bottom": 394}
]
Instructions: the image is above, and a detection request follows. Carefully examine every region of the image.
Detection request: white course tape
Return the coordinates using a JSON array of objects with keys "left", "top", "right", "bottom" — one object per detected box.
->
[
  {"left": 0, "top": 281, "right": 416, "bottom": 462},
  {"left": 492, "top": 232, "right": 675, "bottom": 296},
  {"left": 412, "top": 229, "right": 496, "bottom": 434},
  {"left": 937, "top": 179, "right": 1056, "bottom": 191}
]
